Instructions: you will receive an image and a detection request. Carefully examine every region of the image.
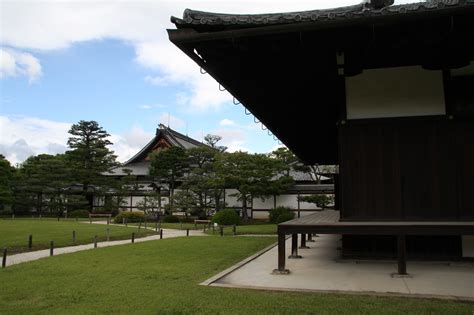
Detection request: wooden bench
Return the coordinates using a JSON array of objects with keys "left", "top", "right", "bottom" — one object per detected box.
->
[
  {"left": 89, "top": 213, "right": 112, "bottom": 224},
  {"left": 194, "top": 219, "right": 212, "bottom": 230}
]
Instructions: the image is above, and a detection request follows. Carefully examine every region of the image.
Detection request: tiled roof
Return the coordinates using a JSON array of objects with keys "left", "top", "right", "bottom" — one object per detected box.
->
[{"left": 171, "top": 0, "right": 471, "bottom": 29}]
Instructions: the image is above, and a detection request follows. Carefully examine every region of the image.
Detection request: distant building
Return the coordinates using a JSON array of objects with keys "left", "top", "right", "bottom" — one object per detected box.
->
[{"left": 95, "top": 124, "right": 333, "bottom": 218}]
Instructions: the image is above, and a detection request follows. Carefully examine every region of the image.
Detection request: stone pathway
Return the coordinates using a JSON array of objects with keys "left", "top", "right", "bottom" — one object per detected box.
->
[{"left": 4, "top": 227, "right": 205, "bottom": 268}]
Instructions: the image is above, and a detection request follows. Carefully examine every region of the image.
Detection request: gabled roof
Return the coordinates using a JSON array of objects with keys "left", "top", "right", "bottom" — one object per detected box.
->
[{"left": 123, "top": 124, "right": 204, "bottom": 165}]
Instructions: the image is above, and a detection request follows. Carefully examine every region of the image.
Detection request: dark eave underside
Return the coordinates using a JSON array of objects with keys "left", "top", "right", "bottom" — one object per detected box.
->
[{"left": 168, "top": 1, "right": 474, "bottom": 164}]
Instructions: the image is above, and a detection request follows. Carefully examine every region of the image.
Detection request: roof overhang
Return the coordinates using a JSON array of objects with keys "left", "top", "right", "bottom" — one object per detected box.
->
[{"left": 168, "top": 2, "right": 474, "bottom": 164}]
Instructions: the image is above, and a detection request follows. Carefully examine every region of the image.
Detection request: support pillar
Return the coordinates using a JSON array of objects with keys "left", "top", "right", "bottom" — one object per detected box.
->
[
  {"left": 272, "top": 232, "right": 289, "bottom": 274},
  {"left": 299, "top": 233, "right": 310, "bottom": 249},
  {"left": 397, "top": 234, "right": 408, "bottom": 276},
  {"left": 288, "top": 234, "right": 302, "bottom": 259},
  {"left": 307, "top": 233, "right": 315, "bottom": 242}
]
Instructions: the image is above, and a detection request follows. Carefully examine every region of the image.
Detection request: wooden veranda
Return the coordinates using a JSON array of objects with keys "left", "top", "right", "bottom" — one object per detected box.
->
[{"left": 274, "top": 211, "right": 474, "bottom": 275}]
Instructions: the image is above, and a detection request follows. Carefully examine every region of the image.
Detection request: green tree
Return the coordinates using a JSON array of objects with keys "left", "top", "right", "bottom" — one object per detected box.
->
[
  {"left": 270, "top": 147, "right": 297, "bottom": 176},
  {"left": 183, "top": 146, "right": 224, "bottom": 215},
  {"left": 14, "top": 154, "right": 79, "bottom": 216},
  {"left": 0, "top": 155, "right": 14, "bottom": 211},
  {"left": 66, "top": 120, "right": 118, "bottom": 209},
  {"left": 216, "top": 152, "right": 293, "bottom": 221},
  {"left": 149, "top": 146, "right": 188, "bottom": 207},
  {"left": 136, "top": 193, "right": 164, "bottom": 216},
  {"left": 204, "top": 134, "right": 227, "bottom": 152}
]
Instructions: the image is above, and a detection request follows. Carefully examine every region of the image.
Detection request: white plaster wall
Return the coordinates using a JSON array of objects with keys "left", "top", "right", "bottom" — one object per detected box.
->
[
  {"left": 276, "top": 195, "right": 298, "bottom": 209},
  {"left": 451, "top": 62, "right": 474, "bottom": 76},
  {"left": 346, "top": 66, "right": 446, "bottom": 119},
  {"left": 252, "top": 211, "right": 270, "bottom": 219},
  {"left": 252, "top": 196, "right": 275, "bottom": 209},
  {"left": 462, "top": 235, "right": 474, "bottom": 258},
  {"left": 131, "top": 196, "right": 144, "bottom": 207}
]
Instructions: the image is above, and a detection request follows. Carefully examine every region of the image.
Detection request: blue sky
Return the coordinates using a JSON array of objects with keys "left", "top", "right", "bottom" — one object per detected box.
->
[{"left": 0, "top": 0, "right": 414, "bottom": 165}]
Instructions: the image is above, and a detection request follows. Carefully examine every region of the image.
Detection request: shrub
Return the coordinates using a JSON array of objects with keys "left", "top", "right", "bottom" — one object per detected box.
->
[
  {"left": 298, "top": 194, "right": 334, "bottom": 209},
  {"left": 276, "top": 211, "right": 295, "bottom": 223},
  {"left": 162, "top": 215, "right": 180, "bottom": 223},
  {"left": 269, "top": 206, "right": 293, "bottom": 224},
  {"left": 68, "top": 210, "right": 90, "bottom": 218},
  {"left": 212, "top": 209, "right": 240, "bottom": 226},
  {"left": 114, "top": 211, "right": 145, "bottom": 224}
]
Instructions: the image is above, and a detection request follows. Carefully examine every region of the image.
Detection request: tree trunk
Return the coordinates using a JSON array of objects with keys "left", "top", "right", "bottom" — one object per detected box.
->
[{"left": 242, "top": 195, "right": 249, "bottom": 221}]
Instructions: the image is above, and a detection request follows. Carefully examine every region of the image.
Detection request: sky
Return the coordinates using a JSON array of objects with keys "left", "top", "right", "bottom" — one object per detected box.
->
[{"left": 0, "top": 0, "right": 416, "bottom": 165}]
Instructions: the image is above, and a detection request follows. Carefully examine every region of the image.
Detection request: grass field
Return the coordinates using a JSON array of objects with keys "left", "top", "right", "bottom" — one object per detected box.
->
[
  {"left": 0, "top": 219, "right": 156, "bottom": 253},
  {"left": 128, "top": 222, "right": 277, "bottom": 235},
  {"left": 0, "top": 236, "right": 472, "bottom": 314}
]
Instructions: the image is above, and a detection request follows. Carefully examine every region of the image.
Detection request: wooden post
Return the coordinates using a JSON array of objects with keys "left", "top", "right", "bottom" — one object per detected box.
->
[
  {"left": 299, "top": 233, "right": 309, "bottom": 249},
  {"left": 28, "top": 234, "right": 33, "bottom": 250},
  {"left": 2, "top": 248, "right": 6, "bottom": 268},
  {"left": 297, "top": 192, "right": 301, "bottom": 218},
  {"left": 50, "top": 241, "right": 54, "bottom": 256},
  {"left": 160, "top": 229, "right": 163, "bottom": 239},
  {"left": 220, "top": 226, "right": 224, "bottom": 237},
  {"left": 94, "top": 235, "right": 98, "bottom": 248},
  {"left": 397, "top": 235, "right": 408, "bottom": 275},
  {"left": 232, "top": 225, "right": 236, "bottom": 236},
  {"left": 106, "top": 228, "right": 110, "bottom": 241},
  {"left": 272, "top": 233, "right": 289, "bottom": 274},
  {"left": 155, "top": 222, "right": 158, "bottom": 232},
  {"left": 131, "top": 232, "right": 135, "bottom": 243},
  {"left": 72, "top": 230, "right": 76, "bottom": 245},
  {"left": 288, "top": 234, "right": 302, "bottom": 259},
  {"left": 307, "top": 233, "right": 315, "bottom": 242},
  {"left": 186, "top": 228, "right": 189, "bottom": 236}
]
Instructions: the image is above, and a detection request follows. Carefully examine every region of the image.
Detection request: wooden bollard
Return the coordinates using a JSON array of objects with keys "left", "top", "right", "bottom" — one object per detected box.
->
[
  {"left": 72, "top": 230, "right": 76, "bottom": 245},
  {"left": 232, "top": 225, "right": 236, "bottom": 236},
  {"left": 94, "top": 235, "right": 98, "bottom": 248},
  {"left": 220, "top": 226, "right": 224, "bottom": 237},
  {"left": 160, "top": 229, "right": 163, "bottom": 239},
  {"left": 106, "top": 228, "right": 110, "bottom": 241},
  {"left": 28, "top": 234, "right": 33, "bottom": 250},
  {"left": 2, "top": 248, "right": 7, "bottom": 268},
  {"left": 131, "top": 232, "right": 135, "bottom": 243},
  {"left": 186, "top": 228, "right": 189, "bottom": 236},
  {"left": 50, "top": 241, "right": 54, "bottom": 256}
]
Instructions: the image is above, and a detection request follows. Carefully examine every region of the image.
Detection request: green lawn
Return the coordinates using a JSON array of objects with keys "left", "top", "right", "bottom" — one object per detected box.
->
[
  {"left": 0, "top": 219, "right": 156, "bottom": 253},
  {"left": 128, "top": 222, "right": 277, "bottom": 235},
  {"left": 0, "top": 236, "right": 472, "bottom": 314}
]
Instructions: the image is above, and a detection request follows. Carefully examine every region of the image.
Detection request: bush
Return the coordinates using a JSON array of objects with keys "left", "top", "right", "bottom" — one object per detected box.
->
[
  {"left": 269, "top": 206, "right": 293, "bottom": 224},
  {"left": 162, "top": 215, "right": 180, "bottom": 223},
  {"left": 68, "top": 210, "right": 90, "bottom": 218},
  {"left": 298, "top": 194, "right": 334, "bottom": 208},
  {"left": 212, "top": 209, "right": 240, "bottom": 226},
  {"left": 114, "top": 211, "right": 145, "bottom": 224},
  {"left": 276, "top": 211, "right": 295, "bottom": 223}
]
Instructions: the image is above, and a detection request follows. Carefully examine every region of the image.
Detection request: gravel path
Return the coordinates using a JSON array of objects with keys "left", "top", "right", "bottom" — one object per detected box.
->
[{"left": 3, "top": 226, "right": 205, "bottom": 268}]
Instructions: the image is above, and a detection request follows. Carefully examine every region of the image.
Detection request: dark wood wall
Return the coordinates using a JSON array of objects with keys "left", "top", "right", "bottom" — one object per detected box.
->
[{"left": 339, "top": 117, "right": 474, "bottom": 221}]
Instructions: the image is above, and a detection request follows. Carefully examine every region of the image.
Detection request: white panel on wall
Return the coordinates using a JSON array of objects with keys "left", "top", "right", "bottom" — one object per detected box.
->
[
  {"left": 252, "top": 196, "right": 275, "bottom": 209},
  {"left": 346, "top": 66, "right": 445, "bottom": 119},
  {"left": 224, "top": 189, "right": 241, "bottom": 207},
  {"left": 131, "top": 196, "right": 144, "bottom": 207},
  {"left": 451, "top": 62, "right": 474, "bottom": 76},
  {"left": 252, "top": 211, "right": 270, "bottom": 219},
  {"left": 276, "top": 195, "right": 298, "bottom": 209}
]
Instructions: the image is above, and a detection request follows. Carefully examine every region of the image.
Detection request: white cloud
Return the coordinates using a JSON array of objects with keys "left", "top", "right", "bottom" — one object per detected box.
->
[
  {"left": 139, "top": 103, "right": 166, "bottom": 110},
  {"left": 1, "top": 0, "right": 421, "bottom": 110},
  {"left": 157, "top": 112, "right": 185, "bottom": 130},
  {"left": 0, "top": 115, "right": 154, "bottom": 164},
  {"left": 144, "top": 75, "right": 168, "bottom": 86},
  {"left": 219, "top": 119, "right": 236, "bottom": 126},
  {"left": 0, "top": 48, "right": 42, "bottom": 83}
]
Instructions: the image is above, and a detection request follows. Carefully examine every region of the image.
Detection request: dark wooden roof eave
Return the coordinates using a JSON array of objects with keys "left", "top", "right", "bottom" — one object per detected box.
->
[{"left": 168, "top": 4, "right": 474, "bottom": 45}]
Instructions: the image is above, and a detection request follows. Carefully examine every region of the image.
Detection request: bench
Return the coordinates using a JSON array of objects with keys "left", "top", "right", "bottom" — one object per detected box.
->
[
  {"left": 89, "top": 213, "right": 112, "bottom": 224},
  {"left": 194, "top": 219, "right": 212, "bottom": 230}
]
